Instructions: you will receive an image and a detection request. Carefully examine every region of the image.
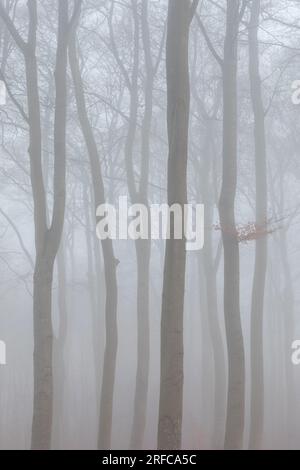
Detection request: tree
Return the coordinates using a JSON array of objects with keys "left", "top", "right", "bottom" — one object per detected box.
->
[
  {"left": 197, "top": 0, "right": 246, "bottom": 449},
  {"left": 0, "top": 0, "right": 78, "bottom": 449},
  {"left": 157, "top": 0, "right": 199, "bottom": 450},
  {"left": 218, "top": 0, "right": 245, "bottom": 449},
  {"left": 69, "top": 5, "right": 119, "bottom": 449},
  {"left": 130, "top": 0, "right": 165, "bottom": 449},
  {"left": 248, "top": 0, "right": 268, "bottom": 450}
]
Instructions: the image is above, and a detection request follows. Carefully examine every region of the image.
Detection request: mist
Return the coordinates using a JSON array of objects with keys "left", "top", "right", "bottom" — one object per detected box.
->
[{"left": 0, "top": 0, "right": 300, "bottom": 451}]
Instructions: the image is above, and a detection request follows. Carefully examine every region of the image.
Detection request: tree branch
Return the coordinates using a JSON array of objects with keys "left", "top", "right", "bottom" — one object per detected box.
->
[
  {"left": 0, "top": 70, "right": 29, "bottom": 123},
  {"left": 239, "top": 0, "right": 250, "bottom": 23},
  {"left": 0, "top": 2, "right": 28, "bottom": 54},
  {"left": 67, "top": 0, "right": 82, "bottom": 38},
  {"left": 0, "top": 208, "right": 34, "bottom": 269},
  {"left": 189, "top": 0, "right": 200, "bottom": 24},
  {"left": 107, "top": 0, "right": 132, "bottom": 91},
  {"left": 195, "top": 13, "right": 223, "bottom": 67}
]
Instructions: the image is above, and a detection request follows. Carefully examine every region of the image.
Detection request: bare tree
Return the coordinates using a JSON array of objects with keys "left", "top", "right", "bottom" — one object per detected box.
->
[
  {"left": 0, "top": 0, "right": 77, "bottom": 449},
  {"left": 69, "top": 5, "right": 119, "bottom": 449},
  {"left": 218, "top": 0, "right": 245, "bottom": 449},
  {"left": 248, "top": 0, "right": 268, "bottom": 450},
  {"left": 157, "top": 0, "right": 199, "bottom": 450},
  {"left": 197, "top": 0, "right": 246, "bottom": 449},
  {"left": 130, "top": 0, "right": 165, "bottom": 449}
]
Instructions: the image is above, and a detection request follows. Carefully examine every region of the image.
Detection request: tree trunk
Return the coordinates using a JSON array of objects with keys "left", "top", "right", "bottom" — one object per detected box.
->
[
  {"left": 199, "top": 118, "right": 226, "bottom": 450},
  {"left": 31, "top": 0, "right": 69, "bottom": 449},
  {"left": 130, "top": 239, "right": 151, "bottom": 449},
  {"left": 69, "top": 17, "right": 119, "bottom": 449},
  {"left": 219, "top": 0, "right": 245, "bottom": 450},
  {"left": 31, "top": 253, "right": 55, "bottom": 449},
  {"left": 82, "top": 177, "right": 102, "bottom": 415},
  {"left": 203, "top": 205, "right": 226, "bottom": 449},
  {"left": 280, "top": 226, "right": 295, "bottom": 447},
  {"left": 130, "top": 1, "right": 152, "bottom": 449},
  {"left": 157, "top": 0, "right": 193, "bottom": 450},
  {"left": 248, "top": 0, "right": 268, "bottom": 450},
  {"left": 52, "top": 240, "right": 68, "bottom": 449}
]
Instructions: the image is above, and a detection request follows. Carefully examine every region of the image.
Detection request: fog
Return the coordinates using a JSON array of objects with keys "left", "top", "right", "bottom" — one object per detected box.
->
[{"left": 0, "top": 0, "right": 300, "bottom": 451}]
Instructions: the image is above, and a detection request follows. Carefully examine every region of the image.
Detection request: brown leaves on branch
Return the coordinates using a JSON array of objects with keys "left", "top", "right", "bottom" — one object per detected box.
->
[{"left": 213, "top": 218, "right": 282, "bottom": 243}]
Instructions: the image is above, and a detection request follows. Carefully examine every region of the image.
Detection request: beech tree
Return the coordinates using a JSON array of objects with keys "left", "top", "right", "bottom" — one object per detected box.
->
[
  {"left": 69, "top": 3, "right": 119, "bottom": 449},
  {"left": 0, "top": 0, "right": 80, "bottom": 450},
  {"left": 248, "top": 0, "right": 268, "bottom": 450},
  {"left": 0, "top": 0, "right": 299, "bottom": 452},
  {"left": 157, "top": 0, "right": 199, "bottom": 450}
]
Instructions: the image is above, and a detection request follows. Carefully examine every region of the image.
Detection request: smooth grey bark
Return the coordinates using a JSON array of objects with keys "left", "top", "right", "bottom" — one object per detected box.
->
[
  {"left": 280, "top": 227, "right": 295, "bottom": 447},
  {"left": 69, "top": 14, "right": 119, "bottom": 450},
  {"left": 31, "top": 1, "right": 69, "bottom": 450},
  {"left": 203, "top": 205, "right": 226, "bottom": 450},
  {"left": 192, "top": 78, "right": 226, "bottom": 448},
  {"left": 201, "top": 152, "right": 226, "bottom": 449},
  {"left": 81, "top": 173, "right": 105, "bottom": 417},
  {"left": 41, "top": 74, "right": 65, "bottom": 451},
  {"left": 82, "top": 177, "right": 101, "bottom": 402},
  {"left": 219, "top": 0, "right": 245, "bottom": 450},
  {"left": 157, "top": 0, "right": 197, "bottom": 450},
  {"left": 197, "top": 0, "right": 245, "bottom": 449},
  {"left": 92, "top": 223, "right": 105, "bottom": 416},
  {"left": 248, "top": 0, "right": 268, "bottom": 450},
  {"left": 130, "top": 238, "right": 151, "bottom": 449},
  {"left": 197, "top": 251, "right": 212, "bottom": 447},
  {"left": 276, "top": 174, "right": 295, "bottom": 447},
  {"left": 130, "top": 0, "right": 152, "bottom": 450},
  {"left": 190, "top": 38, "right": 226, "bottom": 447},
  {"left": 52, "top": 239, "right": 68, "bottom": 449}
]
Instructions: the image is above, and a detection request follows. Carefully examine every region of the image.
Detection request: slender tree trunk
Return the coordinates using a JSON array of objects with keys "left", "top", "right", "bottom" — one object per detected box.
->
[
  {"left": 52, "top": 240, "right": 68, "bottom": 449},
  {"left": 130, "top": 1, "right": 153, "bottom": 449},
  {"left": 197, "top": 252, "right": 212, "bottom": 448},
  {"left": 82, "top": 180, "right": 100, "bottom": 394},
  {"left": 130, "top": 239, "right": 151, "bottom": 449},
  {"left": 31, "top": 253, "right": 55, "bottom": 449},
  {"left": 92, "top": 225, "right": 105, "bottom": 416},
  {"left": 203, "top": 209, "right": 226, "bottom": 449},
  {"left": 219, "top": 0, "right": 245, "bottom": 450},
  {"left": 248, "top": 0, "right": 268, "bottom": 450},
  {"left": 280, "top": 226, "right": 295, "bottom": 447},
  {"left": 199, "top": 120, "right": 226, "bottom": 450},
  {"left": 191, "top": 69, "right": 225, "bottom": 448},
  {"left": 69, "top": 17, "right": 119, "bottom": 449},
  {"left": 24, "top": 29, "right": 53, "bottom": 447},
  {"left": 81, "top": 176, "right": 105, "bottom": 417},
  {"left": 158, "top": 0, "right": 194, "bottom": 450},
  {"left": 31, "top": 1, "right": 69, "bottom": 449}
]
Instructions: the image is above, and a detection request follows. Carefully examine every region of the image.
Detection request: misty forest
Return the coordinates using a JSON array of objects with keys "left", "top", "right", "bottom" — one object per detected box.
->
[{"left": 0, "top": 0, "right": 300, "bottom": 451}]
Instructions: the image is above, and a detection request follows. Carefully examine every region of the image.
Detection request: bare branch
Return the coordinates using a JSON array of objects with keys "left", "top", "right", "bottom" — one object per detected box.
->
[
  {"left": 239, "top": 0, "right": 250, "bottom": 22},
  {"left": 0, "top": 208, "right": 34, "bottom": 269},
  {"left": 0, "top": 2, "right": 28, "bottom": 54},
  {"left": 195, "top": 13, "right": 223, "bottom": 67},
  {"left": 189, "top": 0, "right": 200, "bottom": 24},
  {"left": 0, "top": 70, "right": 29, "bottom": 123},
  {"left": 67, "top": 0, "right": 82, "bottom": 38}
]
